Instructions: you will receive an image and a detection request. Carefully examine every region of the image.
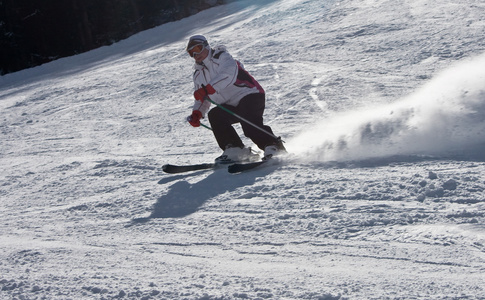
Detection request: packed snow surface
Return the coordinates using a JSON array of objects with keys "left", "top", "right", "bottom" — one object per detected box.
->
[{"left": 1, "top": 0, "right": 485, "bottom": 299}]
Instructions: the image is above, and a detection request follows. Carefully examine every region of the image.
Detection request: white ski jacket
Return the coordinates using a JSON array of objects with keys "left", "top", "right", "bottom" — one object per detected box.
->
[{"left": 192, "top": 46, "right": 264, "bottom": 116}]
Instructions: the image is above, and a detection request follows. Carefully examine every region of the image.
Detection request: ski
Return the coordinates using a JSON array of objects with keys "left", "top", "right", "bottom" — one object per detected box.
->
[
  {"left": 227, "top": 159, "right": 269, "bottom": 173},
  {"left": 162, "top": 163, "right": 216, "bottom": 174},
  {"left": 162, "top": 156, "right": 277, "bottom": 174}
]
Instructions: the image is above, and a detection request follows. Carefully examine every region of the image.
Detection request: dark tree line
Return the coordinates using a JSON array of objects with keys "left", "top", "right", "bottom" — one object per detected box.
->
[{"left": 0, "top": 0, "right": 224, "bottom": 75}]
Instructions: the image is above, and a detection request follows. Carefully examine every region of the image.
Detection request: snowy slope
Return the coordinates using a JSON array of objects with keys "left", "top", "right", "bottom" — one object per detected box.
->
[{"left": 1, "top": 0, "right": 485, "bottom": 299}]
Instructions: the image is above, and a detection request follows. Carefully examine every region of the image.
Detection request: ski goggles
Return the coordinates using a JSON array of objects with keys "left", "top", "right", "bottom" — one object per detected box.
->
[{"left": 187, "top": 43, "right": 205, "bottom": 57}]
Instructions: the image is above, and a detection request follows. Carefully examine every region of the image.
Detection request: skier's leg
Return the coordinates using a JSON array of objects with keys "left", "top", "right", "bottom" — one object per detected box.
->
[{"left": 237, "top": 93, "right": 279, "bottom": 150}]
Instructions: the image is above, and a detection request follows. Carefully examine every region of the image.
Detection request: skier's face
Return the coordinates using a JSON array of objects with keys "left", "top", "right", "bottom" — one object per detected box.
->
[{"left": 187, "top": 43, "right": 205, "bottom": 57}]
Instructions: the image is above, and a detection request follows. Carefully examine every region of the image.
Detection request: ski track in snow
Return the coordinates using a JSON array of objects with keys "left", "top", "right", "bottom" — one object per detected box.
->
[{"left": 1, "top": 0, "right": 485, "bottom": 299}]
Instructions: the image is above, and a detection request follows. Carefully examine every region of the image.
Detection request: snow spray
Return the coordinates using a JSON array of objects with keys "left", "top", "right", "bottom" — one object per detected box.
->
[{"left": 289, "top": 52, "right": 485, "bottom": 162}]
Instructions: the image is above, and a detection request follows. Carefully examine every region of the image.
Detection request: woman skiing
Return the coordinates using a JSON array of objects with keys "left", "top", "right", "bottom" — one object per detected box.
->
[{"left": 185, "top": 35, "right": 286, "bottom": 163}]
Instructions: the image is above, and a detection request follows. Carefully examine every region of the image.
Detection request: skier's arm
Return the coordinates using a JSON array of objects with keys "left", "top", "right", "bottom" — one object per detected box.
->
[
  {"left": 192, "top": 97, "right": 211, "bottom": 116},
  {"left": 191, "top": 78, "right": 211, "bottom": 116}
]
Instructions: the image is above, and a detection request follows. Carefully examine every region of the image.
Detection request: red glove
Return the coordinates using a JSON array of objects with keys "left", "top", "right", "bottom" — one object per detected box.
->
[
  {"left": 187, "top": 110, "right": 202, "bottom": 127},
  {"left": 194, "top": 84, "right": 216, "bottom": 101}
]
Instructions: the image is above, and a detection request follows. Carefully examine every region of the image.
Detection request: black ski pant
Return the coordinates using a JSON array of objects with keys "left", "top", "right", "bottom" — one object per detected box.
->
[{"left": 208, "top": 93, "right": 278, "bottom": 150}]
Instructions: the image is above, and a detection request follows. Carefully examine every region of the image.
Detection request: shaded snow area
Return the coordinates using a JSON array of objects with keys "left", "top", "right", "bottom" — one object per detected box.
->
[{"left": 1, "top": 0, "right": 485, "bottom": 299}]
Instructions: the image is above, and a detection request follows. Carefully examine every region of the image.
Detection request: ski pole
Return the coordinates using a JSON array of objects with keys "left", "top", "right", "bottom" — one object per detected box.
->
[
  {"left": 200, "top": 123, "right": 212, "bottom": 131},
  {"left": 203, "top": 94, "right": 283, "bottom": 142}
]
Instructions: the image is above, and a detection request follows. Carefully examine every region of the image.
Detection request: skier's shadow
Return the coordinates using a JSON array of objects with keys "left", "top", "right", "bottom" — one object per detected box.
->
[{"left": 143, "top": 167, "right": 274, "bottom": 219}]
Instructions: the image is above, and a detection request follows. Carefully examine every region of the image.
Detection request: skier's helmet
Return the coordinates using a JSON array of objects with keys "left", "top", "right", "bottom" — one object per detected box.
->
[{"left": 186, "top": 35, "right": 209, "bottom": 57}]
